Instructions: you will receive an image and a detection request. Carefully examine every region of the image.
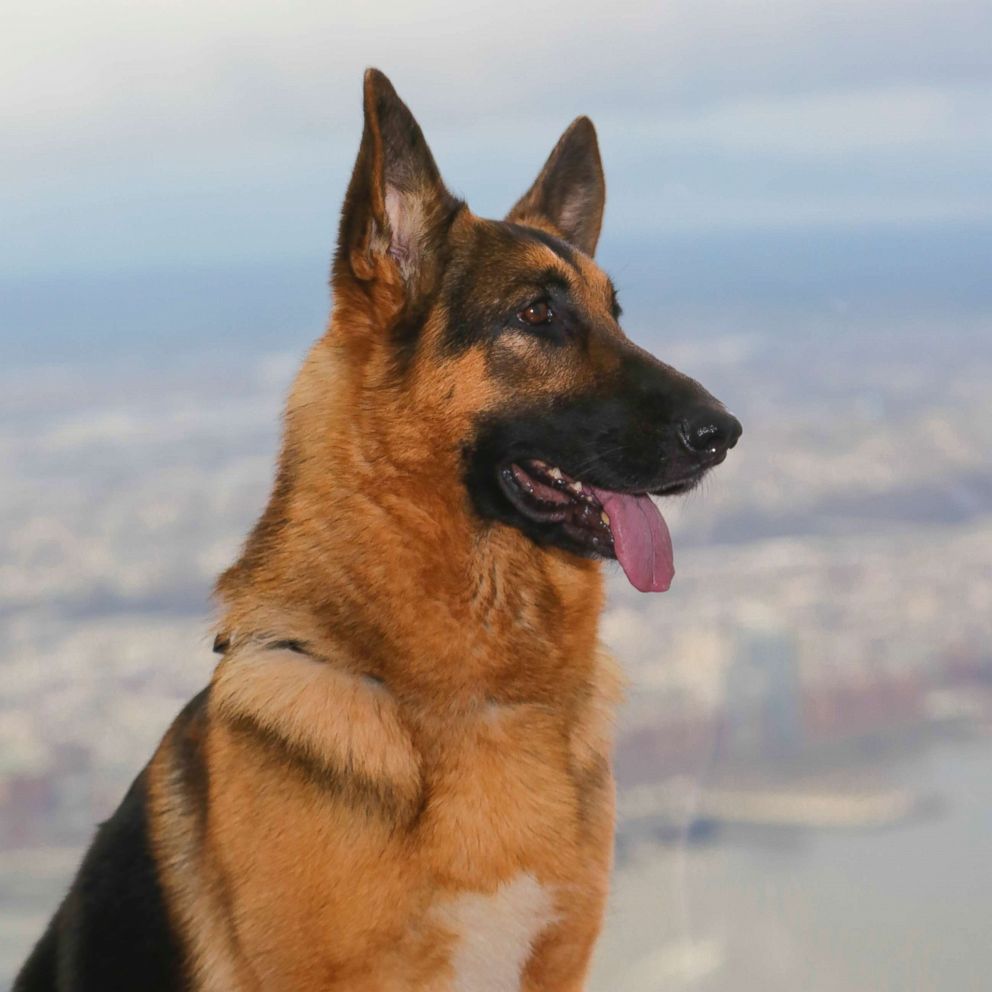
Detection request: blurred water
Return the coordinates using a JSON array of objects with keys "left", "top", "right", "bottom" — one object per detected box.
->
[{"left": 592, "top": 737, "right": 992, "bottom": 992}]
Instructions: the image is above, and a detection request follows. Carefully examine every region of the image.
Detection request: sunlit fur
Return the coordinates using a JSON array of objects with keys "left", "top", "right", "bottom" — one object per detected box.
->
[
  {"left": 140, "top": 70, "right": 632, "bottom": 992},
  {"left": 15, "top": 68, "right": 709, "bottom": 992}
]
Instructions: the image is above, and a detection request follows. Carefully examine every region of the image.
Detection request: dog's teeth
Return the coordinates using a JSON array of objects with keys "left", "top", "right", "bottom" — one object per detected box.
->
[
  {"left": 548, "top": 467, "right": 563, "bottom": 481},
  {"left": 569, "top": 481, "right": 583, "bottom": 493},
  {"left": 600, "top": 511, "right": 610, "bottom": 526}
]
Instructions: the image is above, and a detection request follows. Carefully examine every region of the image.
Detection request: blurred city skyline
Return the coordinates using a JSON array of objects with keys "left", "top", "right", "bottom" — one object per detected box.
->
[{"left": 3, "top": 2, "right": 992, "bottom": 989}]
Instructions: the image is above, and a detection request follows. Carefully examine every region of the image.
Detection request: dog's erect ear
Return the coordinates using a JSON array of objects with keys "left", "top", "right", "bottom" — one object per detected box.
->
[
  {"left": 334, "top": 69, "right": 459, "bottom": 305},
  {"left": 506, "top": 117, "right": 606, "bottom": 256}
]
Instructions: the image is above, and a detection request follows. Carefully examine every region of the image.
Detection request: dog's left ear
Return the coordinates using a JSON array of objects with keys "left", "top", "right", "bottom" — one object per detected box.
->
[
  {"left": 506, "top": 117, "right": 606, "bottom": 257},
  {"left": 334, "top": 69, "right": 460, "bottom": 307}
]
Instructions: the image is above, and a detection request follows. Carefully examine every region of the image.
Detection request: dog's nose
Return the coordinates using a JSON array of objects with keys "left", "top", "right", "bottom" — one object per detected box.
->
[{"left": 679, "top": 407, "right": 742, "bottom": 460}]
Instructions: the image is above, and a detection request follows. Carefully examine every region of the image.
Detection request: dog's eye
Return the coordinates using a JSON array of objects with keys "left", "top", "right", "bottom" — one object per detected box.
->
[{"left": 519, "top": 301, "right": 554, "bottom": 326}]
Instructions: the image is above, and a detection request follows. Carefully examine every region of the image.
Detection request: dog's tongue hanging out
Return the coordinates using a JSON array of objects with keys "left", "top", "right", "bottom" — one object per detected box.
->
[{"left": 589, "top": 488, "right": 674, "bottom": 593}]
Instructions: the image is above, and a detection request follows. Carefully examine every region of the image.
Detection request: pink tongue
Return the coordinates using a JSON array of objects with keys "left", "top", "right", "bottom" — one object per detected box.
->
[{"left": 590, "top": 489, "right": 674, "bottom": 592}]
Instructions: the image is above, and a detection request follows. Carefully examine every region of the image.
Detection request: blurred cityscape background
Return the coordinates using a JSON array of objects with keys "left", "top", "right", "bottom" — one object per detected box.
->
[{"left": 2, "top": 1, "right": 991, "bottom": 989}]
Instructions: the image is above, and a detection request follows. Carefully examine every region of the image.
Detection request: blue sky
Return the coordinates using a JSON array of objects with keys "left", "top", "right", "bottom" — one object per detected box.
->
[
  {"left": 3, "top": 0, "right": 989, "bottom": 274},
  {"left": 2, "top": 0, "right": 990, "bottom": 367}
]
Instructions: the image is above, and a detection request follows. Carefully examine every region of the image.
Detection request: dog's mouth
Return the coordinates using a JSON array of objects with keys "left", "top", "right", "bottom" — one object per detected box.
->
[{"left": 498, "top": 459, "right": 697, "bottom": 592}]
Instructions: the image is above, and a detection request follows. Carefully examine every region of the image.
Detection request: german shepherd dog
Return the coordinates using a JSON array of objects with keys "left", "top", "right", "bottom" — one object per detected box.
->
[{"left": 16, "top": 69, "right": 740, "bottom": 992}]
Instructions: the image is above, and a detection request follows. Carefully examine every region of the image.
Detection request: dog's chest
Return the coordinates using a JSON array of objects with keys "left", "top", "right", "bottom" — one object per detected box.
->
[
  {"left": 400, "top": 706, "right": 574, "bottom": 988},
  {"left": 418, "top": 702, "right": 580, "bottom": 881},
  {"left": 204, "top": 651, "right": 615, "bottom": 991},
  {"left": 430, "top": 872, "right": 557, "bottom": 992}
]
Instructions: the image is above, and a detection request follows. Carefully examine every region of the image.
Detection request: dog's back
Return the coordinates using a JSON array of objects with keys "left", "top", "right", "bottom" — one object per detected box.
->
[{"left": 15, "top": 769, "right": 184, "bottom": 991}]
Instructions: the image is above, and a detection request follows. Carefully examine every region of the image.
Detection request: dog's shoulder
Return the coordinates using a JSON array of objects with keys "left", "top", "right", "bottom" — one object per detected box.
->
[
  {"left": 208, "top": 639, "right": 423, "bottom": 817},
  {"left": 14, "top": 760, "right": 189, "bottom": 992}
]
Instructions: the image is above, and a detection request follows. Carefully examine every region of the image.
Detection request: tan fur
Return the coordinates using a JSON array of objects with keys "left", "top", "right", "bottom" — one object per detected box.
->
[
  {"left": 212, "top": 645, "right": 423, "bottom": 810},
  {"left": 148, "top": 714, "right": 260, "bottom": 992},
  {"left": 145, "top": 71, "right": 630, "bottom": 991}
]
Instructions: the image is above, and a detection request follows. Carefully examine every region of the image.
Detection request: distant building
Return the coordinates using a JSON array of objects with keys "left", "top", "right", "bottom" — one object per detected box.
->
[{"left": 723, "top": 609, "right": 801, "bottom": 759}]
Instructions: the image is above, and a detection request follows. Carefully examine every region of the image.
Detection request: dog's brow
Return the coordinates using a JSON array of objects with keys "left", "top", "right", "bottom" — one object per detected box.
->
[
  {"left": 527, "top": 229, "right": 578, "bottom": 270},
  {"left": 506, "top": 222, "right": 579, "bottom": 271},
  {"left": 510, "top": 268, "right": 571, "bottom": 298}
]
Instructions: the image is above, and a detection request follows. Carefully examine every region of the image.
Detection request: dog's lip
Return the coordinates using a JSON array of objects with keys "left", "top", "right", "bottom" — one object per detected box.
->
[
  {"left": 495, "top": 456, "right": 699, "bottom": 549},
  {"left": 500, "top": 459, "right": 705, "bottom": 507},
  {"left": 650, "top": 472, "right": 705, "bottom": 497},
  {"left": 497, "top": 458, "right": 686, "bottom": 591},
  {"left": 497, "top": 459, "right": 616, "bottom": 552}
]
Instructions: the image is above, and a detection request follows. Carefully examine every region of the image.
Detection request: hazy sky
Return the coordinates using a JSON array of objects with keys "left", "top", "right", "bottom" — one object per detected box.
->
[{"left": 3, "top": 0, "right": 990, "bottom": 278}]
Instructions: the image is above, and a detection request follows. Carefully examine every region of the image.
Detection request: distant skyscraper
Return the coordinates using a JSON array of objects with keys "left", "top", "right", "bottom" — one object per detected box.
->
[{"left": 724, "top": 606, "right": 801, "bottom": 759}]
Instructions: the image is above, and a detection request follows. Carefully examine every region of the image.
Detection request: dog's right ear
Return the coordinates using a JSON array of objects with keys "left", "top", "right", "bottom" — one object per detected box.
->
[{"left": 333, "top": 69, "right": 460, "bottom": 314}]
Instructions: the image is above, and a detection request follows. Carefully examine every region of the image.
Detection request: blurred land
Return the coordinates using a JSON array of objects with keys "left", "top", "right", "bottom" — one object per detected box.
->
[
  {"left": 4, "top": 0, "right": 992, "bottom": 985},
  {"left": 2, "top": 237, "right": 992, "bottom": 989}
]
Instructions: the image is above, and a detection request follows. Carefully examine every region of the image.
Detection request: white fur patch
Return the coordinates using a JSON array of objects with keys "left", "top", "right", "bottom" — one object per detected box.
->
[{"left": 436, "top": 873, "right": 557, "bottom": 992}]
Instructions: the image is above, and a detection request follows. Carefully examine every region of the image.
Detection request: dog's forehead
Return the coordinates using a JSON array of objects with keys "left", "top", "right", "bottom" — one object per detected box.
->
[{"left": 453, "top": 217, "right": 614, "bottom": 314}]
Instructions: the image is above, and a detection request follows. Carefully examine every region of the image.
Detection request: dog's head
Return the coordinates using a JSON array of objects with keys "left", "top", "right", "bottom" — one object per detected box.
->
[{"left": 328, "top": 70, "right": 740, "bottom": 592}]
